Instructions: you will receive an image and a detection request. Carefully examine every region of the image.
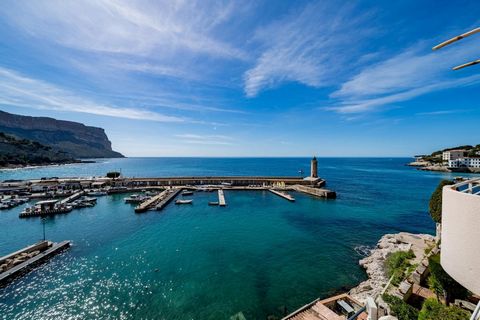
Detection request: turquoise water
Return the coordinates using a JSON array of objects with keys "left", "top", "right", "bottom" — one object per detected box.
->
[{"left": 0, "top": 158, "right": 476, "bottom": 319}]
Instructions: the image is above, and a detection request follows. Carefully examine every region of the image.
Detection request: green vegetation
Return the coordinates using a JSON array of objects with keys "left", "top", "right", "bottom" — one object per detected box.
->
[
  {"left": 383, "top": 294, "right": 419, "bottom": 320},
  {"left": 418, "top": 298, "right": 471, "bottom": 320},
  {"left": 428, "top": 254, "right": 468, "bottom": 305},
  {"left": 421, "top": 144, "right": 480, "bottom": 163},
  {"left": 0, "top": 132, "right": 74, "bottom": 167},
  {"left": 385, "top": 250, "right": 415, "bottom": 286},
  {"left": 106, "top": 171, "right": 121, "bottom": 179},
  {"left": 429, "top": 180, "right": 454, "bottom": 223}
]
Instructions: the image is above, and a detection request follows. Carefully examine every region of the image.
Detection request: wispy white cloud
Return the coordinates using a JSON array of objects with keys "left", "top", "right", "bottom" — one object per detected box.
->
[
  {"left": 243, "top": 2, "right": 374, "bottom": 97},
  {"left": 0, "top": 67, "right": 184, "bottom": 122},
  {"left": 415, "top": 109, "right": 471, "bottom": 116},
  {"left": 328, "top": 38, "right": 480, "bottom": 113},
  {"left": 175, "top": 133, "right": 234, "bottom": 145},
  {"left": 1, "top": 0, "right": 247, "bottom": 60}
]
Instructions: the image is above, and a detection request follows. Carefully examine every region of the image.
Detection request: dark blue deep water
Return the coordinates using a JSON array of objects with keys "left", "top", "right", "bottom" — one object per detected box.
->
[{"left": 0, "top": 158, "right": 475, "bottom": 319}]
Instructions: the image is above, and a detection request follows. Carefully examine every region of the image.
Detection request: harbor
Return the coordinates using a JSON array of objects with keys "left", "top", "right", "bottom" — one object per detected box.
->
[
  {"left": 0, "top": 157, "right": 458, "bottom": 319},
  {"left": 2, "top": 158, "right": 336, "bottom": 218}
]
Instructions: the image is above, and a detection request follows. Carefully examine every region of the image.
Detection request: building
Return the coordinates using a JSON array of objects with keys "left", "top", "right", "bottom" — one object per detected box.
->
[
  {"left": 311, "top": 156, "right": 318, "bottom": 178},
  {"left": 448, "top": 157, "right": 480, "bottom": 168},
  {"left": 441, "top": 178, "right": 480, "bottom": 318},
  {"left": 442, "top": 150, "right": 466, "bottom": 162}
]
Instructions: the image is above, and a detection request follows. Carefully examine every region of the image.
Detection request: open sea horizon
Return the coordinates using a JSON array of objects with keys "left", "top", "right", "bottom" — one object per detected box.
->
[{"left": 0, "top": 157, "right": 477, "bottom": 319}]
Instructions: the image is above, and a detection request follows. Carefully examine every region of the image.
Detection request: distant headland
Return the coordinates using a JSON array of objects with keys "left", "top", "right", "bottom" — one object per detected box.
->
[
  {"left": 0, "top": 110, "right": 123, "bottom": 168},
  {"left": 408, "top": 144, "right": 480, "bottom": 173}
]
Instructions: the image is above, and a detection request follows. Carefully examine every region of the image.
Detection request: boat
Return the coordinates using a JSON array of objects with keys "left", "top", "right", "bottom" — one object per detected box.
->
[
  {"left": 208, "top": 201, "right": 219, "bottom": 206},
  {"left": 81, "top": 196, "right": 97, "bottom": 203},
  {"left": 181, "top": 190, "right": 194, "bottom": 196},
  {"left": 175, "top": 199, "right": 193, "bottom": 205},
  {"left": 87, "top": 191, "right": 107, "bottom": 196},
  {"left": 124, "top": 194, "right": 150, "bottom": 203}
]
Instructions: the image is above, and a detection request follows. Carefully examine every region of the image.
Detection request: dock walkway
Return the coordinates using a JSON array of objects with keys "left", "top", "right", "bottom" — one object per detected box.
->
[
  {"left": 135, "top": 191, "right": 167, "bottom": 213},
  {"left": 135, "top": 189, "right": 181, "bottom": 213},
  {"left": 269, "top": 189, "right": 295, "bottom": 201},
  {"left": 0, "top": 240, "right": 70, "bottom": 285},
  {"left": 292, "top": 185, "right": 336, "bottom": 199},
  {"left": 218, "top": 189, "right": 226, "bottom": 206},
  {"left": 58, "top": 191, "right": 84, "bottom": 205},
  {"left": 155, "top": 189, "right": 181, "bottom": 211}
]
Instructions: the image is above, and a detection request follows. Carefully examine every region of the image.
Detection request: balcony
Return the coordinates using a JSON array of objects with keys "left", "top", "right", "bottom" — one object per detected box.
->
[{"left": 441, "top": 178, "right": 480, "bottom": 295}]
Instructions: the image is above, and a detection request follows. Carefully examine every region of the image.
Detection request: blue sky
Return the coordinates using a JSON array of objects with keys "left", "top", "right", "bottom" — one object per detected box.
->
[{"left": 0, "top": 0, "right": 479, "bottom": 157}]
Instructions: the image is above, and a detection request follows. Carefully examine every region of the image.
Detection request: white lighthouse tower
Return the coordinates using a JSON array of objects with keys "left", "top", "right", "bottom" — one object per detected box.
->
[{"left": 310, "top": 156, "right": 318, "bottom": 178}]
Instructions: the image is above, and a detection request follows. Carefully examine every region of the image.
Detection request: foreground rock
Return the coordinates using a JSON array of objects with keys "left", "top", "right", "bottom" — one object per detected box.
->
[{"left": 349, "top": 232, "right": 435, "bottom": 303}]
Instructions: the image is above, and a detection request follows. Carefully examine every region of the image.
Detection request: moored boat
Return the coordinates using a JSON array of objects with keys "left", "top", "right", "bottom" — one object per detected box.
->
[{"left": 175, "top": 199, "right": 193, "bottom": 205}]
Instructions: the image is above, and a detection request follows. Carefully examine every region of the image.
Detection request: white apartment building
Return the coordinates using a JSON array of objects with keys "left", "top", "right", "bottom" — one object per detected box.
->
[
  {"left": 448, "top": 157, "right": 480, "bottom": 168},
  {"left": 442, "top": 149, "right": 466, "bottom": 161},
  {"left": 442, "top": 179, "right": 480, "bottom": 319}
]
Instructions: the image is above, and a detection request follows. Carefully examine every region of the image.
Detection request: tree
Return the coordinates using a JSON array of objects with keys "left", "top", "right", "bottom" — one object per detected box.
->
[
  {"left": 428, "top": 254, "right": 468, "bottom": 305},
  {"left": 429, "top": 180, "right": 454, "bottom": 223},
  {"left": 106, "top": 171, "right": 121, "bottom": 179},
  {"left": 427, "top": 273, "right": 443, "bottom": 301},
  {"left": 383, "top": 294, "right": 419, "bottom": 320},
  {"left": 418, "top": 298, "right": 471, "bottom": 320}
]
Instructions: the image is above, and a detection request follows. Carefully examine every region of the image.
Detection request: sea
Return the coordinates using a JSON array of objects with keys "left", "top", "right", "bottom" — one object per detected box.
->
[{"left": 0, "top": 157, "right": 475, "bottom": 319}]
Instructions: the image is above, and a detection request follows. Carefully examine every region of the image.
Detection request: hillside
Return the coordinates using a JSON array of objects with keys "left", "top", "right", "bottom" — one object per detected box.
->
[
  {"left": 420, "top": 144, "right": 480, "bottom": 163},
  {"left": 0, "top": 110, "right": 123, "bottom": 158},
  {"left": 0, "top": 132, "right": 78, "bottom": 167}
]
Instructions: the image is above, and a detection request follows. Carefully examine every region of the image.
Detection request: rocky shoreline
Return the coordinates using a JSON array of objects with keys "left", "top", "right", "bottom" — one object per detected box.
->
[
  {"left": 349, "top": 232, "right": 435, "bottom": 303},
  {"left": 0, "top": 159, "right": 95, "bottom": 170}
]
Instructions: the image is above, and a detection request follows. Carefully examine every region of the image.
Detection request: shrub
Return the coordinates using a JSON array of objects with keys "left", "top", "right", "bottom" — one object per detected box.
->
[
  {"left": 429, "top": 254, "right": 468, "bottom": 305},
  {"left": 418, "top": 298, "right": 471, "bottom": 320},
  {"left": 429, "top": 180, "right": 454, "bottom": 223},
  {"left": 385, "top": 250, "right": 415, "bottom": 286},
  {"left": 383, "top": 294, "right": 419, "bottom": 320},
  {"left": 106, "top": 171, "right": 121, "bottom": 179}
]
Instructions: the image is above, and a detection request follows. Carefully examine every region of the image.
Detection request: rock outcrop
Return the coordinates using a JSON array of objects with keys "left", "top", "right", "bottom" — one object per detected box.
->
[
  {"left": 349, "top": 232, "right": 435, "bottom": 303},
  {"left": 0, "top": 110, "right": 123, "bottom": 158}
]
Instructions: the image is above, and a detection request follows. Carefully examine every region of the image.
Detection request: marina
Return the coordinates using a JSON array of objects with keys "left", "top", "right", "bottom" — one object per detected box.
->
[{"left": 0, "top": 157, "right": 453, "bottom": 319}]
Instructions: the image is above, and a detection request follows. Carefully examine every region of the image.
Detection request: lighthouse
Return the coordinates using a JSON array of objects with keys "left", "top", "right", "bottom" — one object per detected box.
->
[{"left": 310, "top": 156, "right": 318, "bottom": 178}]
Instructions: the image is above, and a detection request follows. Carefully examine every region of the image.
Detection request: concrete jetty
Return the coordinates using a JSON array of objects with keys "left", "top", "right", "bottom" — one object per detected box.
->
[
  {"left": 0, "top": 240, "right": 70, "bottom": 285},
  {"left": 57, "top": 190, "right": 84, "bottom": 205},
  {"left": 269, "top": 189, "right": 295, "bottom": 201},
  {"left": 155, "top": 189, "right": 181, "bottom": 211},
  {"left": 135, "top": 189, "right": 181, "bottom": 213},
  {"left": 218, "top": 189, "right": 226, "bottom": 206},
  {"left": 293, "top": 185, "right": 336, "bottom": 199},
  {"left": 135, "top": 191, "right": 167, "bottom": 213}
]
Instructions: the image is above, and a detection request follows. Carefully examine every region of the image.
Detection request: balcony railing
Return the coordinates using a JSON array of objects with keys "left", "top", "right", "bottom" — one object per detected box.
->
[{"left": 452, "top": 178, "right": 480, "bottom": 196}]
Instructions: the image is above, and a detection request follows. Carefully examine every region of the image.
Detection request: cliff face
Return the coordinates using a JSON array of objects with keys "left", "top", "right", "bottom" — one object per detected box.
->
[
  {"left": 0, "top": 110, "right": 123, "bottom": 158},
  {"left": 0, "top": 132, "right": 76, "bottom": 167}
]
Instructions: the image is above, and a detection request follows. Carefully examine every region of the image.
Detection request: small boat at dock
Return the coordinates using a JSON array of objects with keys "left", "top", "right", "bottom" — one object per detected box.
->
[
  {"left": 124, "top": 194, "right": 151, "bottom": 204},
  {"left": 181, "top": 190, "right": 194, "bottom": 196},
  {"left": 175, "top": 199, "right": 193, "bottom": 205},
  {"left": 87, "top": 190, "right": 107, "bottom": 196},
  {"left": 208, "top": 201, "right": 219, "bottom": 206}
]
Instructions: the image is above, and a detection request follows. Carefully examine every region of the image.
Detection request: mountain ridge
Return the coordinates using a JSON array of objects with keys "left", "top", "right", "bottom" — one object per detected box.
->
[{"left": 0, "top": 110, "right": 123, "bottom": 158}]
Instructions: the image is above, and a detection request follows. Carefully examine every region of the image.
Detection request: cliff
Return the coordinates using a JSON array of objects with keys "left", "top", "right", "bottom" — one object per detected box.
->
[
  {"left": 0, "top": 110, "right": 123, "bottom": 158},
  {"left": 0, "top": 132, "right": 77, "bottom": 167}
]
